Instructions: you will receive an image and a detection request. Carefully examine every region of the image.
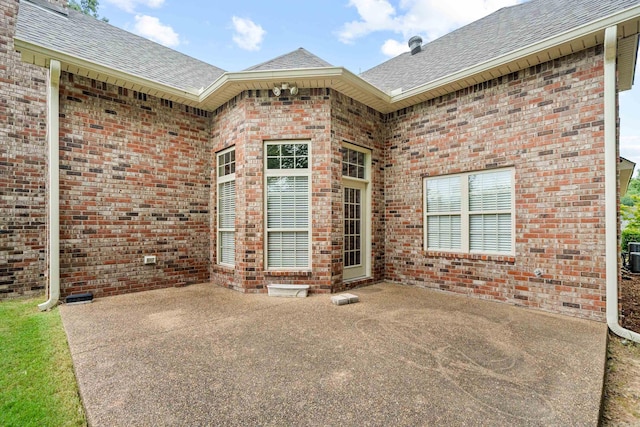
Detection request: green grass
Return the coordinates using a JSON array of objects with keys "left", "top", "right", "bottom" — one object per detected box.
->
[{"left": 0, "top": 298, "right": 86, "bottom": 427}]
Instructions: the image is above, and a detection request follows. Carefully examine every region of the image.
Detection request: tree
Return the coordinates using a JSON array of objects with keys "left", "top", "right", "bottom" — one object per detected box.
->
[
  {"left": 68, "top": 0, "right": 108, "bottom": 22},
  {"left": 622, "top": 171, "right": 640, "bottom": 249},
  {"left": 622, "top": 171, "right": 640, "bottom": 206}
]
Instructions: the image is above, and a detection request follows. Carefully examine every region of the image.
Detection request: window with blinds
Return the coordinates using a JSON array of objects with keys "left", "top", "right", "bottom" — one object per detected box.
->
[
  {"left": 265, "top": 142, "right": 310, "bottom": 269},
  {"left": 424, "top": 168, "right": 514, "bottom": 254},
  {"left": 217, "top": 148, "right": 235, "bottom": 266}
]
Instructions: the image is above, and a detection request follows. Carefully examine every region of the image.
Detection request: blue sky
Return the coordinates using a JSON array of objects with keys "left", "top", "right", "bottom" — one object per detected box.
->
[{"left": 97, "top": 0, "right": 640, "bottom": 171}]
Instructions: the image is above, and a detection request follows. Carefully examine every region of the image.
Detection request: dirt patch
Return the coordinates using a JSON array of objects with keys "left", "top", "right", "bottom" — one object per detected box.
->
[
  {"left": 620, "top": 272, "right": 640, "bottom": 332},
  {"left": 601, "top": 272, "right": 640, "bottom": 425}
]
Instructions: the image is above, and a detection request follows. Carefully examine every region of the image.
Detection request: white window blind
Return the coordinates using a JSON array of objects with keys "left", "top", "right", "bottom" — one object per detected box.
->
[
  {"left": 424, "top": 169, "right": 513, "bottom": 254},
  {"left": 267, "top": 177, "right": 309, "bottom": 229}
]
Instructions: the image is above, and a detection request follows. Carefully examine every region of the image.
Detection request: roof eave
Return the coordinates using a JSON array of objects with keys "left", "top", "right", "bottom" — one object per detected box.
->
[
  {"left": 13, "top": 2, "right": 640, "bottom": 115},
  {"left": 14, "top": 37, "right": 202, "bottom": 104},
  {"left": 389, "top": 3, "right": 640, "bottom": 111},
  {"left": 199, "top": 67, "right": 391, "bottom": 113}
]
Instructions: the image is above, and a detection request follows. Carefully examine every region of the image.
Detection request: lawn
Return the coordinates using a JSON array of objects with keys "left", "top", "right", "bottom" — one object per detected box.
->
[{"left": 0, "top": 297, "right": 86, "bottom": 427}]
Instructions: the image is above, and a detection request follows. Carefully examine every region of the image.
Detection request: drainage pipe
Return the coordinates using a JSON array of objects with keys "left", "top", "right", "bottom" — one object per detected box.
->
[
  {"left": 38, "top": 60, "right": 61, "bottom": 311},
  {"left": 604, "top": 26, "right": 640, "bottom": 343}
]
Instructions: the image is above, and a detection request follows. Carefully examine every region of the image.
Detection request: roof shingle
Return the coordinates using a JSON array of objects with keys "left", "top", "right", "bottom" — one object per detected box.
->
[
  {"left": 245, "top": 48, "right": 333, "bottom": 71},
  {"left": 15, "top": 0, "right": 225, "bottom": 92},
  {"left": 361, "top": 0, "right": 640, "bottom": 93}
]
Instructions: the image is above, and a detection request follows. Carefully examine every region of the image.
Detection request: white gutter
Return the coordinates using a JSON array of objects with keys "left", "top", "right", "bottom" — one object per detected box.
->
[
  {"left": 604, "top": 26, "right": 640, "bottom": 343},
  {"left": 39, "top": 59, "right": 60, "bottom": 311}
]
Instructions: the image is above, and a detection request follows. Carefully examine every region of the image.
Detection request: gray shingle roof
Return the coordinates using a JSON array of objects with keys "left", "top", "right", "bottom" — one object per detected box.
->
[
  {"left": 15, "top": 0, "right": 225, "bottom": 92},
  {"left": 245, "top": 48, "right": 333, "bottom": 71},
  {"left": 361, "top": 0, "right": 640, "bottom": 93}
]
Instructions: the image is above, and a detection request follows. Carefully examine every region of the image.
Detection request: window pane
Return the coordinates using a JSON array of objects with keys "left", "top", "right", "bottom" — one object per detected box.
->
[
  {"left": 267, "top": 158, "right": 280, "bottom": 169},
  {"left": 267, "top": 176, "right": 308, "bottom": 229},
  {"left": 220, "top": 231, "right": 235, "bottom": 265},
  {"left": 217, "top": 149, "right": 236, "bottom": 177},
  {"left": 280, "top": 157, "right": 295, "bottom": 169},
  {"left": 469, "top": 170, "right": 511, "bottom": 211},
  {"left": 470, "top": 213, "right": 511, "bottom": 252},
  {"left": 282, "top": 144, "right": 295, "bottom": 157},
  {"left": 426, "top": 176, "right": 461, "bottom": 213},
  {"left": 342, "top": 147, "right": 367, "bottom": 179},
  {"left": 295, "top": 144, "right": 308, "bottom": 157},
  {"left": 267, "top": 231, "right": 309, "bottom": 268},
  {"left": 218, "top": 181, "right": 235, "bottom": 228},
  {"left": 296, "top": 157, "right": 308, "bottom": 169},
  {"left": 427, "top": 215, "right": 461, "bottom": 250},
  {"left": 267, "top": 145, "right": 280, "bottom": 156},
  {"left": 218, "top": 177, "right": 235, "bottom": 266}
]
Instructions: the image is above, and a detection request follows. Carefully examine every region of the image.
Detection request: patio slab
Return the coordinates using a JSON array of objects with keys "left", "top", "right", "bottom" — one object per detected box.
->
[{"left": 60, "top": 282, "right": 607, "bottom": 426}]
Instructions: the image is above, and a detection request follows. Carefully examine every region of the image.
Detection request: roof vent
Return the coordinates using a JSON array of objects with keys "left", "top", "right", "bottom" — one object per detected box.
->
[{"left": 408, "top": 36, "right": 423, "bottom": 55}]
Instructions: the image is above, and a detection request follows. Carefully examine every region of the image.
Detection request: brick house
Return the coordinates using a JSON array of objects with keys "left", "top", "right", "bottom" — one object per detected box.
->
[{"left": 2, "top": 0, "right": 640, "bottom": 322}]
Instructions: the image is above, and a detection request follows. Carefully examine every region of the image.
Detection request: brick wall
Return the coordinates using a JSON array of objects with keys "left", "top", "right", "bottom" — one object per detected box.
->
[
  {"left": 210, "top": 89, "right": 386, "bottom": 293},
  {"left": 384, "top": 46, "right": 607, "bottom": 320},
  {"left": 0, "top": 0, "right": 616, "bottom": 320},
  {"left": 57, "top": 73, "right": 211, "bottom": 297},
  {"left": 0, "top": 0, "right": 48, "bottom": 298}
]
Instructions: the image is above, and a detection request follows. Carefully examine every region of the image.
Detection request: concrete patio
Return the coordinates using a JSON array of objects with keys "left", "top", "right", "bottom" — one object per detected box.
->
[{"left": 60, "top": 282, "right": 607, "bottom": 426}]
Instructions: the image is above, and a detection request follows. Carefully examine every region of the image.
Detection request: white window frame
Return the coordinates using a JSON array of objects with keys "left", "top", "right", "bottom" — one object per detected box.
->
[
  {"left": 423, "top": 168, "right": 515, "bottom": 255},
  {"left": 217, "top": 147, "right": 235, "bottom": 267},
  {"left": 264, "top": 140, "right": 312, "bottom": 270}
]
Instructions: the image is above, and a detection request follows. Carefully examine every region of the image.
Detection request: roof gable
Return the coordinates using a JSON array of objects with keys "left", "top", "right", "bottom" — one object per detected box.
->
[{"left": 245, "top": 48, "right": 333, "bottom": 71}]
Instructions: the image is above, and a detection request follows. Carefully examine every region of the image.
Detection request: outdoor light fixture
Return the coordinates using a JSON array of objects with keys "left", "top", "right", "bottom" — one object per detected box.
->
[{"left": 273, "top": 83, "right": 298, "bottom": 96}]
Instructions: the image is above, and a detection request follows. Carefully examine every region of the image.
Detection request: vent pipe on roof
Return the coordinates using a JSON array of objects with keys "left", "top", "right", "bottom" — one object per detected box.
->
[{"left": 408, "top": 36, "right": 423, "bottom": 55}]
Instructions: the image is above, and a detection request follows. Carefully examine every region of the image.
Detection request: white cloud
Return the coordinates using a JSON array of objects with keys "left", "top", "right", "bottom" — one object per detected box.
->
[
  {"left": 339, "top": 0, "right": 397, "bottom": 44},
  {"left": 106, "top": 0, "right": 165, "bottom": 13},
  {"left": 621, "top": 135, "right": 640, "bottom": 168},
  {"left": 339, "top": 0, "right": 522, "bottom": 56},
  {"left": 231, "top": 17, "right": 266, "bottom": 51},
  {"left": 134, "top": 14, "right": 180, "bottom": 47},
  {"left": 381, "top": 39, "right": 409, "bottom": 56}
]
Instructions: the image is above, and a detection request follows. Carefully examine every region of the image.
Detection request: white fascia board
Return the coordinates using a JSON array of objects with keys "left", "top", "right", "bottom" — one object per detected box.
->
[
  {"left": 13, "top": 38, "right": 202, "bottom": 102},
  {"left": 198, "top": 67, "right": 390, "bottom": 105},
  {"left": 391, "top": 3, "right": 640, "bottom": 105}
]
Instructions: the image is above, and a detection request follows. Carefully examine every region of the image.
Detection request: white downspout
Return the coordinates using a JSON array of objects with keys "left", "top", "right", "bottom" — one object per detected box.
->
[
  {"left": 604, "top": 26, "right": 640, "bottom": 342},
  {"left": 39, "top": 60, "right": 61, "bottom": 311}
]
